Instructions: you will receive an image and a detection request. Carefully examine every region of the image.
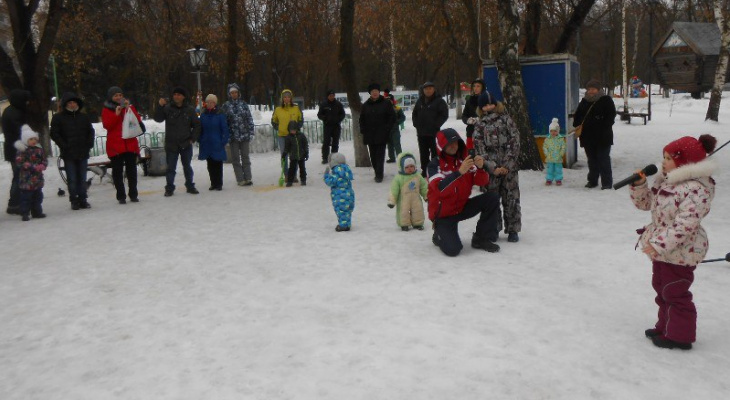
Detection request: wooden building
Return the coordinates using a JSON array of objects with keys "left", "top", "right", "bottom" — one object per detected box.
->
[{"left": 653, "top": 22, "right": 729, "bottom": 97}]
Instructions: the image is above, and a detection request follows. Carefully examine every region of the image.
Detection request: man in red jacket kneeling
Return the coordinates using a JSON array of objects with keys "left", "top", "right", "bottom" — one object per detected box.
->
[{"left": 427, "top": 128, "right": 501, "bottom": 256}]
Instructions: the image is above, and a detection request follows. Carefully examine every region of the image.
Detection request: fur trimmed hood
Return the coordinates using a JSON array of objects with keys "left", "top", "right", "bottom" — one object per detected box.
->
[{"left": 665, "top": 157, "right": 717, "bottom": 185}]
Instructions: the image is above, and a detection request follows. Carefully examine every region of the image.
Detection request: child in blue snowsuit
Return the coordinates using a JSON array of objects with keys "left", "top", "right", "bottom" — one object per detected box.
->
[{"left": 323, "top": 152, "right": 355, "bottom": 232}]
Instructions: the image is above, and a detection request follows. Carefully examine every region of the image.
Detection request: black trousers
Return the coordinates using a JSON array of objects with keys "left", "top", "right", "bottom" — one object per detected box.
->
[
  {"left": 367, "top": 143, "right": 387, "bottom": 179},
  {"left": 584, "top": 145, "right": 613, "bottom": 187},
  {"left": 287, "top": 159, "right": 307, "bottom": 183},
  {"left": 206, "top": 159, "right": 224, "bottom": 189},
  {"left": 110, "top": 152, "right": 138, "bottom": 201},
  {"left": 417, "top": 135, "right": 438, "bottom": 175},
  {"left": 322, "top": 124, "right": 341, "bottom": 162},
  {"left": 433, "top": 192, "right": 501, "bottom": 257}
]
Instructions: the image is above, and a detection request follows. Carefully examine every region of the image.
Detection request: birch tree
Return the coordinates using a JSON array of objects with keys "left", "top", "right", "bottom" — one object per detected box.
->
[
  {"left": 705, "top": 0, "right": 730, "bottom": 121},
  {"left": 495, "top": 0, "right": 542, "bottom": 171}
]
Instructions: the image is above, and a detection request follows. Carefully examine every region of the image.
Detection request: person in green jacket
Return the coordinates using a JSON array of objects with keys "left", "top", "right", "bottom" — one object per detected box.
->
[
  {"left": 387, "top": 152, "right": 428, "bottom": 231},
  {"left": 543, "top": 118, "right": 566, "bottom": 186}
]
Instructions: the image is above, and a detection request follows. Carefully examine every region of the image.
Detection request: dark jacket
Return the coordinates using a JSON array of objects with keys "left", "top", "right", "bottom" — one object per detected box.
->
[
  {"left": 359, "top": 95, "right": 396, "bottom": 145},
  {"left": 50, "top": 92, "right": 95, "bottom": 160},
  {"left": 284, "top": 132, "right": 309, "bottom": 161},
  {"left": 461, "top": 93, "right": 483, "bottom": 138},
  {"left": 317, "top": 99, "right": 346, "bottom": 127},
  {"left": 412, "top": 94, "right": 449, "bottom": 137},
  {"left": 154, "top": 99, "right": 201, "bottom": 152},
  {"left": 573, "top": 95, "right": 616, "bottom": 149},
  {"left": 2, "top": 89, "right": 31, "bottom": 161}
]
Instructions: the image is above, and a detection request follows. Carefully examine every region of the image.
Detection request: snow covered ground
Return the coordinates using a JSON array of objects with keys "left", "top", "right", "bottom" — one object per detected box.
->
[{"left": 1, "top": 93, "right": 729, "bottom": 400}]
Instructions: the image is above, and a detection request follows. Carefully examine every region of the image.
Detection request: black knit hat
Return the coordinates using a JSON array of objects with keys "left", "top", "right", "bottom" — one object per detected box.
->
[
  {"left": 367, "top": 83, "right": 381, "bottom": 93},
  {"left": 107, "top": 86, "right": 123, "bottom": 101},
  {"left": 172, "top": 86, "right": 188, "bottom": 97},
  {"left": 326, "top": 89, "right": 335, "bottom": 96},
  {"left": 478, "top": 91, "right": 496, "bottom": 108}
]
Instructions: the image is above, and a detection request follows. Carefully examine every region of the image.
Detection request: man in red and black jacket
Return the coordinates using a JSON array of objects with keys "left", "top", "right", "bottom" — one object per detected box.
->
[{"left": 427, "top": 128, "right": 501, "bottom": 256}]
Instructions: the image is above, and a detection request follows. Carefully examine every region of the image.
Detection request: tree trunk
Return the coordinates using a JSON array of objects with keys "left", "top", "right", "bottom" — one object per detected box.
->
[
  {"left": 706, "top": 0, "right": 729, "bottom": 121},
  {"left": 622, "top": 1, "right": 629, "bottom": 115},
  {"left": 0, "top": 0, "right": 65, "bottom": 154},
  {"left": 552, "top": 0, "right": 597, "bottom": 53},
  {"left": 226, "top": 0, "right": 239, "bottom": 86},
  {"left": 496, "top": 0, "right": 542, "bottom": 171},
  {"left": 523, "top": 0, "right": 541, "bottom": 55},
  {"left": 338, "top": 0, "right": 370, "bottom": 167},
  {"left": 389, "top": 15, "right": 397, "bottom": 87},
  {"left": 630, "top": 10, "right": 644, "bottom": 76}
]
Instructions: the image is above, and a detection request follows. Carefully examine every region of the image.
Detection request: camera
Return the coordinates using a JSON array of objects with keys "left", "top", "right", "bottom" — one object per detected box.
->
[{"left": 468, "top": 149, "right": 476, "bottom": 158}]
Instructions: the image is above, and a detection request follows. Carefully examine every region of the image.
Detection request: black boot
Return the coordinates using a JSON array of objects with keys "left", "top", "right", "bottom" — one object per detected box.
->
[
  {"left": 651, "top": 336, "right": 692, "bottom": 350},
  {"left": 471, "top": 233, "right": 500, "bottom": 253}
]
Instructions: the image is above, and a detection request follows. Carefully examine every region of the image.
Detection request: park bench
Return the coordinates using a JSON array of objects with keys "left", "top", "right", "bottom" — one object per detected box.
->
[
  {"left": 57, "top": 145, "right": 152, "bottom": 186},
  {"left": 617, "top": 107, "right": 649, "bottom": 125}
]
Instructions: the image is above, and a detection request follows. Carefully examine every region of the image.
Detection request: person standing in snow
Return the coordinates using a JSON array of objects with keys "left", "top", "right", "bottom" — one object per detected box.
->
[
  {"left": 543, "top": 118, "right": 566, "bottom": 186},
  {"left": 221, "top": 83, "right": 255, "bottom": 186},
  {"left": 473, "top": 91, "right": 522, "bottom": 243},
  {"left": 283, "top": 121, "right": 309, "bottom": 187},
  {"left": 271, "top": 89, "right": 303, "bottom": 174},
  {"left": 323, "top": 153, "right": 355, "bottom": 232},
  {"left": 359, "top": 83, "right": 395, "bottom": 182},
  {"left": 102, "top": 86, "right": 144, "bottom": 204},
  {"left": 573, "top": 79, "right": 616, "bottom": 190},
  {"left": 385, "top": 95, "right": 406, "bottom": 164},
  {"left": 50, "top": 92, "right": 95, "bottom": 210},
  {"left": 461, "top": 78, "right": 486, "bottom": 150},
  {"left": 155, "top": 86, "right": 201, "bottom": 197},
  {"left": 412, "top": 81, "right": 449, "bottom": 175},
  {"left": 198, "top": 94, "right": 230, "bottom": 191},
  {"left": 14, "top": 125, "right": 47, "bottom": 221},
  {"left": 629, "top": 134, "right": 717, "bottom": 351},
  {"left": 428, "top": 128, "right": 501, "bottom": 257},
  {"left": 387, "top": 152, "right": 428, "bottom": 231},
  {"left": 2, "top": 89, "right": 31, "bottom": 215},
  {"left": 316, "top": 89, "right": 345, "bottom": 165}
]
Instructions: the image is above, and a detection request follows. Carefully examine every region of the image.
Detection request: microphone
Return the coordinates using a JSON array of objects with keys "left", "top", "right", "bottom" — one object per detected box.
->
[{"left": 613, "top": 164, "right": 658, "bottom": 190}]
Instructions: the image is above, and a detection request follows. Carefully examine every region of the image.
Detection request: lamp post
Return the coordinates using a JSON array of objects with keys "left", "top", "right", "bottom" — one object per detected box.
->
[
  {"left": 647, "top": 0, "right": 659, "bottom": 121},
  {"left": 187, "top": 45, "right": 208, "bottom": 94}
]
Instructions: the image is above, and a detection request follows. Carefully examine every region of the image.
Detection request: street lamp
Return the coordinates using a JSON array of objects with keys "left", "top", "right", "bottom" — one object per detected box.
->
[
  {"left": 647, "top": 0, "right": 660, "bottom": 121},
  {"left": 187, "top": 45, "right": 208, "bottom": 94}
]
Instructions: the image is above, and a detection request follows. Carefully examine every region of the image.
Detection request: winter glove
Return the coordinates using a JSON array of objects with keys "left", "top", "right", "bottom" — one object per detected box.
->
[
  {"left": 466, "top": 117, "right": 478, "bottom": 125},
  {"left": 387, "top": 203, "right": 395, "bottom": 209}
]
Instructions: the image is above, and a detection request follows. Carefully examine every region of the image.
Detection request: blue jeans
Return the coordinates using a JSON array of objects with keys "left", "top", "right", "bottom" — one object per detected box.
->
[
  {"left": 64, "top": 158, "right": 89, "bottom": 203},
  {"left": 166, "top": 145, "right": 195, "bottom": 191}
]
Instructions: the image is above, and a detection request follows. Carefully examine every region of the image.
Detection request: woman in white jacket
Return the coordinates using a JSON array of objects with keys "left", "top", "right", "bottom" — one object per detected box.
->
[{"left": 629, "top": 134, "right": 717, "bottom": 350}]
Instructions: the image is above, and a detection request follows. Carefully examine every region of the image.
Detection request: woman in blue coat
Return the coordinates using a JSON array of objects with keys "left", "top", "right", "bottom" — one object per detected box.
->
[{"left": 198, "top": 94, "right": 230, "bottom": 190}]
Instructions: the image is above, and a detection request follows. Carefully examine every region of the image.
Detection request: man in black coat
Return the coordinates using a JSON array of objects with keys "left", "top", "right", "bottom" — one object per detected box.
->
[
  {"left": 317, "top": 90, "right": 346, "bottom": 164},
  {"left": 412, "top": 81, "right": 449, "bottom": 176},
  {"left": 573, "top": 79, "right": 617, "bottom": 189},
  {"left": 1, "top": 89, "right": 31, "bottom": 214},
  {"left": 50, "top": 92, "right": 96, "bottom": 210},
  {"left": 359, "top": 83, "right": 395, "bottom": 182}
]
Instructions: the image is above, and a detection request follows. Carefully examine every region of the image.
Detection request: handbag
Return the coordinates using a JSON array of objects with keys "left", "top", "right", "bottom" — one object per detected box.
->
[
  {"left": 573, "top": 102, "right": 596, "bottom": 138},
  {"left": 122, "top": 107, "right": 144, "bottom": 139}
]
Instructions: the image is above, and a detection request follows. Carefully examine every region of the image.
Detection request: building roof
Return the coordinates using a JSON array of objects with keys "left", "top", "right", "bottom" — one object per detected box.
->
[{"left": 656, "top": 22, "right": 722, "bottom": 57}]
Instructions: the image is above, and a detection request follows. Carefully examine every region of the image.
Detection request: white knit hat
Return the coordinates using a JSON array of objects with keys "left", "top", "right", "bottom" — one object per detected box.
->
[
  {"left": 21, "top": 125, "right": 39, "bottom": 145},
  {"left": 205, "top": 94, "right": 218, "bottom": 104},
  {"left": 403, "top": 157, "right": 417, "bottom": 168},
  {"left": 549, "top": 118, "right": 560, "bottom": 132}
]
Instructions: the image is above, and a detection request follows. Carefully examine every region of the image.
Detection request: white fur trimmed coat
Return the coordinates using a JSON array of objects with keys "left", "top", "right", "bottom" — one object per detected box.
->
[{"left": 630, "top": 158, "right": 716, "bottom": 267}]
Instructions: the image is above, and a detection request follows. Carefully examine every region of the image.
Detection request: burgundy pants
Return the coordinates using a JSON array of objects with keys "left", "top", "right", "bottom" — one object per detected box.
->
[{"left": 652, "top": 261, "right": 697, "bottom": 343}]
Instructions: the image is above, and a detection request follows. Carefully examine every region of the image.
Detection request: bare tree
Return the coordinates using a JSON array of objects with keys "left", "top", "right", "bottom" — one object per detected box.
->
[
  {"left": 552, "top": 0, "right": 598, "bottom": 53},
  {"left": 523, "top": 0, "right": 542, "bottom": 55},
  {"left": 0, "top": 0, "right": 65, "bottom": 152},
  {"left": 706, "top": 0, "right": 730, "bottom": 121},
  {"left": 495, "top": 0, "right": 542, "bottom": 170},
  {"left": 339, "top": 0, "right": 370, "bottom": 167},
  {"left": 226, "top": 0, "right": 239, "bottom": 85}
]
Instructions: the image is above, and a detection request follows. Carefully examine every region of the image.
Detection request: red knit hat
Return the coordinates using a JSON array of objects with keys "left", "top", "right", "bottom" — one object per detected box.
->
[{"left": 663, "top": 134, "right": 717, "bottom": 168}]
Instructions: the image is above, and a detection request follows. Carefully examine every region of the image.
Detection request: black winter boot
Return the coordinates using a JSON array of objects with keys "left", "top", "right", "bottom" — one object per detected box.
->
[
  {"left": 651, "top": 336, "right": 692, "bottom": 350},
  {"left": 471, "top": 233, "right": 500, "bottom": 253}
]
